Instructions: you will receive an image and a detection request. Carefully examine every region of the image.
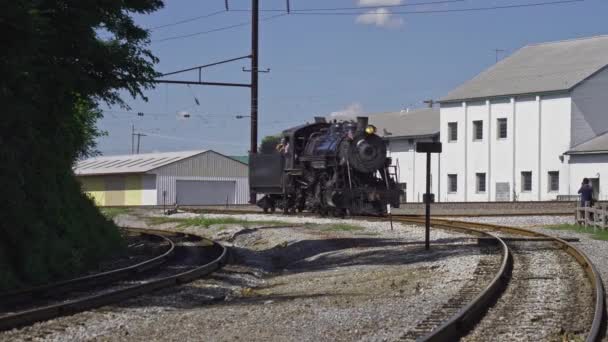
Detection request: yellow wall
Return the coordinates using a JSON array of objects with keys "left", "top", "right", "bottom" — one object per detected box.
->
[
  {"left": 80, "top": 176, "right": 106, "bottom": 206},
  {"left": 79, "top": 175, "right": 143, "bottom": 206},
  {"left": 124, "top": 175, "right": 142, "bottom": 205}
]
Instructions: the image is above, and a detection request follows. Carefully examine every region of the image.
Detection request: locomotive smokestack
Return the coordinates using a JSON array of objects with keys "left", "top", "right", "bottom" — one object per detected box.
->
[{"left": 356, "top": 116, "right": 368, "bottom": 131}]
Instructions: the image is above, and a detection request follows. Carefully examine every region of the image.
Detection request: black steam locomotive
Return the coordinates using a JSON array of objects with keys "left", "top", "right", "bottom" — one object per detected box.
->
[{"left": 249, "top": 117, "right": 401, "bottom": 216}]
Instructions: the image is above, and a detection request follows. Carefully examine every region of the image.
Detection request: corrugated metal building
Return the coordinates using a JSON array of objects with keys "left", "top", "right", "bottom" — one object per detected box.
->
[{"left": 74, "top": 150, "right": 249, "bottom": 206}]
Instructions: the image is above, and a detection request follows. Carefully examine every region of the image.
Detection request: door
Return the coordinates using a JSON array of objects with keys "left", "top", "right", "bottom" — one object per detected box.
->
[
  {"left": 590, "top": 178, "right": 600, "bottom": 200},
  {"left": 175, "top": 180, "right": 236, "bottom": 205},
  {"left": 495, "top": 182, "right": 510, "bottom": 202}
]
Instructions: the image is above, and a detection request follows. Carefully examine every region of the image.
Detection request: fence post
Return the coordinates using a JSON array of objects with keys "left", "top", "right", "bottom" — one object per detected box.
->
[{"left": 585, "top": 206, "right": 590, "bottom": 228}]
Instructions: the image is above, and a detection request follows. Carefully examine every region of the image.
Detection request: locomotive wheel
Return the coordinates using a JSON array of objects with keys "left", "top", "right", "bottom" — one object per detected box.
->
[
  {"left": 271, "top": 206, "right": 276, "bottom": 213},
  {"left": 263, "top": 207, "right": 269, "bottom": 214}
]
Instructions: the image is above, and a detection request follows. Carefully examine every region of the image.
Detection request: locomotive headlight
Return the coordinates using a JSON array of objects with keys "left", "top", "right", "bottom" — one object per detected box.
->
[{"left": 365, "top": 125, "right": 376, "bottom": 135}]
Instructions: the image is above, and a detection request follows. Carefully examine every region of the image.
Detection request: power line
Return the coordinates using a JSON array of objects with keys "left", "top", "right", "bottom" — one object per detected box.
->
[
  {"left": 230, "top": 0, "right": 465, "bottom": 12},
  {"left": 152, "top": 13, "right": 285, "bottom": 43},
  {"left": 147, "top": 0, "right": 463, "bottom": 33},
  {"left": 148, "top": 10, "right": 225, "bottom": 30},
  {"left": 284, "top": 0, "right": 584, "bottom": 16}
]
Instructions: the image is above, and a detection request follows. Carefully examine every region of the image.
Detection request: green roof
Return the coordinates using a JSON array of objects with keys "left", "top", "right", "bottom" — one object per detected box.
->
[{"left": 229, "top": 155, "right": 249, "bottom": 164}]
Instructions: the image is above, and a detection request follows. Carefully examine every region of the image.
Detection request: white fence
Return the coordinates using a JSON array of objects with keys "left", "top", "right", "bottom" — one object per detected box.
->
[{"left": 576, "top": 204, "right": 608, "bottom": 228}]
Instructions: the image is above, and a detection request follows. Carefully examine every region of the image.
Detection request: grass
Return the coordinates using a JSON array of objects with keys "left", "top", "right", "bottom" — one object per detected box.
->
[
  {"left": 146, "top": 216, "right": 290, "bottom": 229},
  {"left": 100, "top": 207, "right": 131, "bottom": 220},
  {"left": 302, "top": 223, "right": 364, "bottom": 232},
  {"left": 544, "top": 223, "right": 608, "bottom": 241}
]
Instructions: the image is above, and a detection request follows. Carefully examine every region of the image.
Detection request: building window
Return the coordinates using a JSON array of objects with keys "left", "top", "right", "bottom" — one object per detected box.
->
[
  {"left": 448, "top": 122, "right": 458, "bottom": 142},
  {"left": 497, "top": 118, "right": 507, "bottom": 139},
  {"left": 448, "top": 174, "right": 458, "bottom": 193},
  {"left": 473, "top": 120, "right": 483, "bottom": 140},
  {"left": 521, "top": 171, "right": 532, "bottom": 192},
  {"left": 548, "top": 171, "right": 559, "bottom": 192},
  {"left": 476, "top": 173, "right": 486, "bottom": 193}
]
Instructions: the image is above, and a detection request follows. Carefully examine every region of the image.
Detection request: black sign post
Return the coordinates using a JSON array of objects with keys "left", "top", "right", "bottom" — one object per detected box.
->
[{"left": 416, "top": 142, "right": 442, "bottom": 250}]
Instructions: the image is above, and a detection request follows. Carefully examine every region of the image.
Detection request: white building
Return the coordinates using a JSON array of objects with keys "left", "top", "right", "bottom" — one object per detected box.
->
[
  {"left": 439, "top": 35, "right": 608, "bottom": 202},
  {"left": 565, "top": 133, "right": 608, "bottom": 200},
  {"left": 75, "top": 150, "right": 249, "bottom": 206}
]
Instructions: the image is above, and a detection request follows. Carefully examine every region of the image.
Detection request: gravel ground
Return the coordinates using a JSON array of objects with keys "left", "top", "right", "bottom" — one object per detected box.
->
[
  {"left": 463, "top": 241, "right": 593, "bottom": 341},
  {"left": 1, "top": 212, "right": 488, "bottom": 342},
  {"left": 448, "top": 215, "right": 607, "bottom": 340}
]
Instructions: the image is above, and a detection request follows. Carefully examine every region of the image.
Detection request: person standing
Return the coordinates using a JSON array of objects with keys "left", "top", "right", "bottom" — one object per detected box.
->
[{"left": 578, "top": 178, "right": 594, "bottom": 207}]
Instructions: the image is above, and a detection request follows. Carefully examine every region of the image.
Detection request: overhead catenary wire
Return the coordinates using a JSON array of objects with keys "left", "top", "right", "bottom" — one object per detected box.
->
[
  {"left": 151, "top": 0, "right": 583, "bottom": 44},
  {"left": 153, "top": 13, "right": 285, "bottom": 43},
  {"left": 148, "top": 10, "right": 225, "bottom": 30},
  {"left": 282, "top": 0, "right": 584, "bottom": 16},
  {"left": 230, "top": 0, "right": 466, "bottom": 12}
]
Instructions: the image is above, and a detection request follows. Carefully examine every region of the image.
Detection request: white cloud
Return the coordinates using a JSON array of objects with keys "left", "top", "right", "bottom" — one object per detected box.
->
[
  {"left": 329, "top": 103, "right": 364, "bottom": 117},
  {"left": 358, "top": 0, "right": 402, "bottom": 6},
  {"left": 356, "top": 8, "right": 404, "bottom": 28}
]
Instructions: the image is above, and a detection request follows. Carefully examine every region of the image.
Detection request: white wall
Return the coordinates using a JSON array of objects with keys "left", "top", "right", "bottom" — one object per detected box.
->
[
  {"left": 490, "top": 99, "right": 514, "bottom": 200},
  {"left": 387, "top": 137, "right": 440, "bottom": 203},
  {"left": 440, "top": 102, "right": 466, "bottom": 202},
  {"left": 142, "top": 174, "right": 157, "bottom": 205},
  {"left": 568, "top": 154, "right": 608, "bottom": 200},
  {"left": 540, "top": 94, "right": 571, "bottom": 200},
  {"left": 467, "top": 101, "right": 489, "bottom": 202},
  {"left": 571, "top": 67, "right": 608, "bottom": 146},
  {"left": 440, "top": 93, "right": 572, "bottom": 202}
]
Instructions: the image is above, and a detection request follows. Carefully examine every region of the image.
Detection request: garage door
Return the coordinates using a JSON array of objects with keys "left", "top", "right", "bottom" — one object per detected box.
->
[{"left": 176, "top": 180, "right": 236, "bottom": 205}]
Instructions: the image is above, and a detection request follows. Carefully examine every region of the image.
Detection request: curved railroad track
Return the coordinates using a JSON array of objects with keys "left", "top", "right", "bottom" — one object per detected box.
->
[
  {"left": 393, "top": 216, "right": 605, "bottom": 342},
  {"left": 0, "top": 227, "right": 228, "bottom": 332},
  {"left": 179, "top": 208, "right": 605, "bottom": 341}
]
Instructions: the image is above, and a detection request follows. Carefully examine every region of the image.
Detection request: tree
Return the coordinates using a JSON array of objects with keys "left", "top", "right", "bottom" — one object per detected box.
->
[
  {"left": 0, "top": 0, "right": 163, "bottom": 290},
  {"left": 260, "top": 135, "right": 281, "bottom": 154}
]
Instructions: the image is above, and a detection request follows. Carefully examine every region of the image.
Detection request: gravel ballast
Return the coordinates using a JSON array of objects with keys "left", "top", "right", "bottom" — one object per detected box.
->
[{"left": 1, "top": 212, "right": 487, "bottom": 342}]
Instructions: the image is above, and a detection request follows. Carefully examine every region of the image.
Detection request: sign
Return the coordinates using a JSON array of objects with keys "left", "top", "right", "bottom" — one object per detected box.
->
[
  {"left": 423, "top": 193, "right": 435, "bottom": 203},
  {"left": 416, "top": 142, "right": 442, "bottom": 154}
]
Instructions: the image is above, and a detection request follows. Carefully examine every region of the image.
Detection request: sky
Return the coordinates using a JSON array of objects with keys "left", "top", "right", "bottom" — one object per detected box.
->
[{"left": 96, "top": 0, "right": 608, "bottom": 156}]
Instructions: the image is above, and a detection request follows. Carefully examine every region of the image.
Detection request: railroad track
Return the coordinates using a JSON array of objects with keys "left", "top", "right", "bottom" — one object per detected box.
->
[
  {"left": 392, "top": 216, "right": 605, "bottom": 342},
  {"left": 0, "top": 227, "right": 227, "bottom": 332},
  {"left": 178, "top": 208, "right": 605, "bottom": 341}
]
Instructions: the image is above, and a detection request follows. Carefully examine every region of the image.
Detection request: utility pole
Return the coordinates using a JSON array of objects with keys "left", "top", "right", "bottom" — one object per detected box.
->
[
  {"left": 135, "top": 132, "right": 146, "bottom": 154},
  {"left": 131, "top": 125, "right": 146, "bottom": 154},
  {"left": 494, "top": 49, "right": 505, "bottom": 63},
  {"left": 423, "top": 99, "right": 435, "bottom": 108},
  {"left": 250, "top": 0, "right": 259, "bottom": 204},
  {"left": 131, "top": 124, "right": 135, "bottom": 154},
  {"left": 152, "top": 0, "right": 263, "bottom": 203}
]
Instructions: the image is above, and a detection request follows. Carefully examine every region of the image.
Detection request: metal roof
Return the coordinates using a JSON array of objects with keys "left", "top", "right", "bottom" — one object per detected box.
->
[
  {"left": 566, "top": 132, "right": 608, "bottom": 155},
  {"left": 440, "top": 35, "right": 608, "bottom": 102},
  {"left": 329, "top": 107, "right": 439, "bottom": 139},
  {"left": 74, "top": 150, "right": 208, "bottom": 175}
]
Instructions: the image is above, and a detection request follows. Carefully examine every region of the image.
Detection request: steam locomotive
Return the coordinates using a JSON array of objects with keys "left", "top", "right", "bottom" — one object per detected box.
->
[{"left": 249, "top": 116, "right": 401, "bottom": 216}]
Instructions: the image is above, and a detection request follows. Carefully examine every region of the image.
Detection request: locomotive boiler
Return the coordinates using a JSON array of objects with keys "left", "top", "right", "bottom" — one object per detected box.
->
[{"left": 249, "top": 116, "right": 401, "bottom": 216}]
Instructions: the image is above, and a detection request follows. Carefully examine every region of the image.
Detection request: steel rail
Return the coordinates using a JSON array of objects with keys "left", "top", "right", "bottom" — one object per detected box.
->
[
  {"left": 0, "top": 228, "right": 228, "bottom": 332},
  {"left": 415, "top": 224, "right": 512, "bottom": 342},
  {"left": 395, "top": 216, "right": 606, "bottom": 342},
  {"left": 0, "top": 229, "right": 175, "bottom": 306}
]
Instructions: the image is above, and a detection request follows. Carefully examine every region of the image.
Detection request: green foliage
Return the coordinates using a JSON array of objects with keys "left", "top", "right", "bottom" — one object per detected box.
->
[
  {"left": 259, "top": 135, "right": 281, "bottom": 153},
  {"left": 304, "top": 223, "right": 364, "bottom": 232},
  {"left": 100, "top": 208, "right": 132, "bottom": 220},
  {"left": 147, "top": 216, "right": 289, "bottom": 229},
  {"left": 0, "top": 1, "right": 162, "bottom": 291},
  {"left": 544, "top": 224, "right": 608, "bottom": 241}
]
